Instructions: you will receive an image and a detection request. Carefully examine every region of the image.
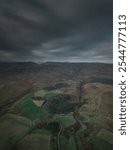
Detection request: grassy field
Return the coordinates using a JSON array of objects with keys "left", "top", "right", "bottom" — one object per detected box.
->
[
  {"left": 16, "top": 128, "right": 51, "bottom": 150},
  {"left": 16, "top": 132, "right": 51, "bottom": 150},
  {"left": 79, "top": 111, "right": 108, "bottom": 127},
  {"left": 32, "top": 128, "right": 51, "bottom": 136},
  {"left": 59, "top": 135, "right": 69, "bottom": 150},
  {"left": 75, "top": 135, "right": 84, "bottom": 150},
  {"left": 92, "top": 136, "right": 113, "bottom": 150},
  {"left": 10, "top": 91, "right": 49, "bottom": 121},
  {"left": 0, "top": 114, "right": 32, "bottom": 150},
  {"left": 0, "top": 86, "right": 112, "bottom": 150},
  {"left": 1, "top": 90, "right": 77, "bottom": 150},
  {"left": 54, "top": 114, "right": 76, "bottom": 128},
  {"left": 97, "top": 129, "right": 113, "bottom": 144},
  {"left": 34, "top": 89, "right": 49, "bottom": 97},
  {"left": 34, "top": 89, "right": 58, "bottom": 98},
  {"left": 0, "top": 114, "right": 52, "bottom": 150},
  {"left": 67, "top": 136, "right": 77, "bottom": 150}
]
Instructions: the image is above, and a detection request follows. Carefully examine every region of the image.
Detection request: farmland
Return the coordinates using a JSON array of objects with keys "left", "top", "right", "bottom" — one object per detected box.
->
[{"left": 0, "top": 62, "right": 113, "bottom": 150}]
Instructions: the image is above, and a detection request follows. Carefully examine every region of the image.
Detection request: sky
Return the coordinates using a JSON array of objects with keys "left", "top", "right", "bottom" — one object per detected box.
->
[{"left": 0, "top": 0, "right": 113, "bottom": 63}]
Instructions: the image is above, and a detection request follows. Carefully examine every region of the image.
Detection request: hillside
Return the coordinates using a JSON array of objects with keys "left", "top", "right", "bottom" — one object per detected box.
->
[{"left": 0, "top": 62, "right": 113, "bottom": 150}]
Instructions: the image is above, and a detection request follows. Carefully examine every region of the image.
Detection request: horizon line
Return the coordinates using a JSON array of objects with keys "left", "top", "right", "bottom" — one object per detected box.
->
[{"left": 0, "top": 61, "right": 113, "bottom": 65}]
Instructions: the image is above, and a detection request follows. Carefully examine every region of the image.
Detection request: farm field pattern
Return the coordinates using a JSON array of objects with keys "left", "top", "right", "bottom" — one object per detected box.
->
[{"left": 0, "top": 62, "right": 113, "bottom": 150}]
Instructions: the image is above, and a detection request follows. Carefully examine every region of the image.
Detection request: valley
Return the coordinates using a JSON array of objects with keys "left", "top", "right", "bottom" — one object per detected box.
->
[{"left": 0, "top": 62, "right": 113, "bottom": 150}]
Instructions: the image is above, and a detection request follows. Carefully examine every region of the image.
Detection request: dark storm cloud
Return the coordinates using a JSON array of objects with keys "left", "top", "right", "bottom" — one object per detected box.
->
[{"left": 0, "top": 0, "right": 113, "bottom": 63}]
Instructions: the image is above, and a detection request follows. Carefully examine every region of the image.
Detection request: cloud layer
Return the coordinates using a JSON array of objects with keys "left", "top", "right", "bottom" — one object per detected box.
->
[{"left": 0, "top": 0, "right": 113, "bottom": 63}]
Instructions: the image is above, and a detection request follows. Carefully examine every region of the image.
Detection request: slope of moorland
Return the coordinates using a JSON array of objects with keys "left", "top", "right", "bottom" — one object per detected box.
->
[{"left": 0, "top": 62, "right": 113, "bottom": 150}]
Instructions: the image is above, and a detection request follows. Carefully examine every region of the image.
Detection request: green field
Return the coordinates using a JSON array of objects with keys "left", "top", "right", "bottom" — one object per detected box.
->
[
  {"left": 0, "top": 114, "right": 32, "bottom": 150},
  {"left": 67, "top": 136, "right": 77, "bottom": 150},
  {"left": 0, "top": 87, "right": 113, "bottom": 150},
  {"left": 75, "top": 135, "right": 84, "bottom": 150},
  {"left": 16, "top": 133, "right": 51, "bottom": 150},
  {"left": 16, "top": 128, "right": 51, "bottom": 150},
  {"left": 79, "top": 111, "right": 108, "bottom": 127},
  {"left": 92, "top": 136, "right": 113, "bottom": 150},
  {"left": 54, "top": 114, "right": 76, "bottom": 128},
  {"left": 32, "top": 128, "right": 51, "bottom": 136},
  {"left": 59, "top": 135, "right": 69, "bottom": 150},
  {"left": 34, "top": 89, "right": 58, "bottom": 98},
  {"left": 10, "top": 91, "right": 49, "bottom": 121}
]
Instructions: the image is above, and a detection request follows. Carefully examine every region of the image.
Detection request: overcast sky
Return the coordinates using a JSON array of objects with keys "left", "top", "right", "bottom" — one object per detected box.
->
[{"left": 0, "top": 0, "right": 113, "bottom": 63}]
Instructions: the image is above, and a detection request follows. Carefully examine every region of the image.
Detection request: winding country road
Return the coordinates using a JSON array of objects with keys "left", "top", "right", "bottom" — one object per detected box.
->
[
  {"left": 74, "top": 114, "right": 87, "bottom": 130},
  {"left": 57, "top": 123, "right": 62, "bottom": 150}
]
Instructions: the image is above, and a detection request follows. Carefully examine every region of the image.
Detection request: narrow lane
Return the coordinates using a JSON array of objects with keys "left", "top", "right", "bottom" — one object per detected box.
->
[
  {"left": 57, "top": 123, "right": 62, "bottom": 150},
  {"left": 74, "top": 114, "right": 87, "bottom": 130}
]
